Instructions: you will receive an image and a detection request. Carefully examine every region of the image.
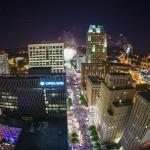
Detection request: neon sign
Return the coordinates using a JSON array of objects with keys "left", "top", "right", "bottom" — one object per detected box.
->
[{"left": 40, "top": 81, "right": 64, "bottom": 86}]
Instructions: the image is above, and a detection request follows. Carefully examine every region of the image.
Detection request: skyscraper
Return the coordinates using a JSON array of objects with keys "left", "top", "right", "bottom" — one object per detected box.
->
[
  {"left": 28, "top": 43, "right": 64, "bottom": 73},
  {"left": 0, "top": 51, "right": 9, "bottom": 74},
  {"left": 87, "top": 25, "right": 107, "bottom": 63},
  {"left": 120, "top": 90, "right": 150, "bottom": 150},
  {"left": 95, "top": 73, "right": 135, "bottom": 142}
]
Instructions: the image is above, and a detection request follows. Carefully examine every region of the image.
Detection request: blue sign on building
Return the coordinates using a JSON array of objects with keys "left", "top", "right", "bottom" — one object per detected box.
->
[{"left": 40, "top": 81, "right": 64, "bottom": 86}]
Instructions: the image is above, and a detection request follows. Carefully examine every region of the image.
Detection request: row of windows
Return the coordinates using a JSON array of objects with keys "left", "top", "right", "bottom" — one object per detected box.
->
[
  {"left": 30, "top": 52, "right": 63, "bottom": 56},
  {"left": 30, "top": 62, "right": 63, "bottom": 66},
  {"left": 29, "top": 49, "right": 63, "bottom": 53},
  {"left": 0, "top": 105, "right": 17, "bottom": 109},
  {"left": 29, "top": 46, "right": 63, "bottom": 50},
  {"left": 30, "top": 59, "right": 63, "bottom": 61},
  {"left": 0, "top": 102, "right": 17, "bottom": 105},
  {"left": 46, "top": 107, "right": 66, "bottom": 110},
  {"left": 52, "top": 69, "right": 64, "bottom": 73},
  {"left": 30, "top": 56, "right": 63, "bottom": 59},
  {"left": 1, "top": 95, "right": 17, "bottom": 99}
]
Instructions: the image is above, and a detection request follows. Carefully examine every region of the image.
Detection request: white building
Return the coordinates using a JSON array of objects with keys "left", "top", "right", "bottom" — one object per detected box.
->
[
  {"left": 0, "top": 52, "right": 9, "bottom": 74},
  {"left": 28, "top": 43, "right": 64, "bottom": 73},
  {"left": 120, "top": 90, "right": 150, "bottom": 149},
  {"left": 95, "top": 73, "right": 135, "bottom": 142}
]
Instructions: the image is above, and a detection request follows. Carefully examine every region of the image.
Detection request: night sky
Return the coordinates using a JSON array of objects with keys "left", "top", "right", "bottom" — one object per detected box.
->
[{"left": 0, "top": 0, "right": 150, "bottom": 50}]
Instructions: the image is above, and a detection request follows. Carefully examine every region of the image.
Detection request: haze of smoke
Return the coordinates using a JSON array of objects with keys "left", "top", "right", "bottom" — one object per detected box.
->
[{"left": 61, "top": 31, "right": 78, "bottom": 48}]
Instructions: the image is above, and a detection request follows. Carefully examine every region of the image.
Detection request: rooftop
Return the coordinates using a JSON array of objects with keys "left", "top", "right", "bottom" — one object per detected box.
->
[
  {"left": 88, "top": 76, "right": 102, "bottom": 84},
  {"left": 109, "top": 62, "right": 132, "bottom": 67},
  {"left": 109, "top": 73, "right": 130, "bottom": 76},
  {"left": 0, "top": 73, "right": 66, "bottom": 79},
  {"left": 138, "top": 90, "right": 150, "bottom": 103},
  {"left": 88, "top": 25, "right": 104, "bottom": 33},
  {"left": 113, "top": 100, "right": 132, "bottom": 107},
  {"left": 103, "top": 81, "right": 134, "bottom": 90},
  {"left": 28, "top": 42, "right": 64, "bottom": 46},
  {"left": 82, "top": 63, "right": 103, "bottom": 65},
  {"left": 28, "top": 67, "right": 52, "bottom": 75}
]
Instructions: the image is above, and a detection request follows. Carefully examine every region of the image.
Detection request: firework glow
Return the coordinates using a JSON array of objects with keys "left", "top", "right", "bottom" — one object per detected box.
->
[{"left": 64, "top": 47, "right": 77, "bottom": 61}]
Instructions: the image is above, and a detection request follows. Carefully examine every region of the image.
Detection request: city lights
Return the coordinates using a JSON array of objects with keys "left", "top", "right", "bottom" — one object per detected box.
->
[
  {"left": 0, "top": 6, "right": 149, "bottom": 149},
  {"left": 40, "top": 81, "right": 64, "bottom": 86}
]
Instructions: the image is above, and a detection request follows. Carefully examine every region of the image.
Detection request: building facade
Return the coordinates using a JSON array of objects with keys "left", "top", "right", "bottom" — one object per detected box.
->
[
  {"left": 86, "top": 76, "right": 101, "bottom": 115},
  {"left": 105, "top": 62, "right": 132, "bottom": 74},
  {"left": 81, "top": 62, "right": 131, "bottom": 88},
  {"left": 140, "top": 55, "right": 150, "bottom": 70},
  {"left": 119, "top": 91, "right": 150, "bottom": 150},
  {"left": 28, "top": 43, "right": 64, "bottom": 73},
  {"left": 0, "top": 51, "right": 9, "bottom": 74},
  {"left": 81, "top": 63, "right": 105, "bottom": 87},
  {"left": 95, "top": 73, "right": 135, "bottom": 142},
  {"left": 87, "top": 25, "right": 107, "bottom": 63},
  {"left": 0, "top": 74, "right": 66, "bottom": 117},
  {"left": 86, "top": 76, "right": 101, "bottom": 106}
]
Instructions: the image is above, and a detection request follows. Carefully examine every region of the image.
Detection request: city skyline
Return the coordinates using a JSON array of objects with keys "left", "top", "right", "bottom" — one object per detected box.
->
[
  {"left": 0, "top": 22, "right": 150, "bottom": 149},
  {"left": 0, "top": 0, "right": 150, "bottom": 50}
]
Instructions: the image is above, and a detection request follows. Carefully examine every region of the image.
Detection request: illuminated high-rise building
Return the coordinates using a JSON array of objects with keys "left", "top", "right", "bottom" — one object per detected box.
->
[
  {"left": 28, "top": 43, "right": 64, "bottom": 73},
  {"left": 87, "top": 25, "right": 107, "bottom": 63},
  {"left": 120, "top": 90, "right": 150, "bottom": 150},
  {"left": 0, "top": 51, "right": 9, "bottom": 74},
  {"left": 95, "top": 73, "right": 135, "bottom": 142}
]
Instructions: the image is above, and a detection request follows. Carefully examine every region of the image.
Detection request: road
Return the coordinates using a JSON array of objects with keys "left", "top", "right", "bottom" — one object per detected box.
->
[{"left": 67, "top": 67, "right": 93, "bottom": 150}]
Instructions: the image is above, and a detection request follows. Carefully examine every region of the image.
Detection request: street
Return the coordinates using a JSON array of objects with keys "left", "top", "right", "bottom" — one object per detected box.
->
[{"left": 67, "top": 67, "right": 93, "bottom": 150}]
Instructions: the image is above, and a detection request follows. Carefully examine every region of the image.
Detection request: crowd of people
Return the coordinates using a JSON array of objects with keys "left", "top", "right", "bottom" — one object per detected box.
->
[{"left": 67, "top": 70, "right": 93, "bottom": 150}]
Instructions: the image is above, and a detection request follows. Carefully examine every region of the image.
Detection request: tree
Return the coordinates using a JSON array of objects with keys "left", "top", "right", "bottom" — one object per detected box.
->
[
  {"left": 72, "top": 137, "right": 79, "bottom": 144},
  {"left": 94, "top": 142, "right": 101, "bottom": 150},
  {"left": 67, "top": 98, "right": 73, "bottom": 109},
  {"left": 71, "top": 132, "right": 78, "bottom": 138},
  {"left": 89, "top": 125, "right": 96, "bottom": 131},
  {"left": 79, "top": 94, "right": 88, "bottom": 106},
  {"left": 90, "top": 130, "right": 98, "bottom": 136},
  {"left": 106, "top": 142, "right": 121, "bottom": 149},
  {"left": 92, "top": 136, "right": 99, "bottom": 142}
]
